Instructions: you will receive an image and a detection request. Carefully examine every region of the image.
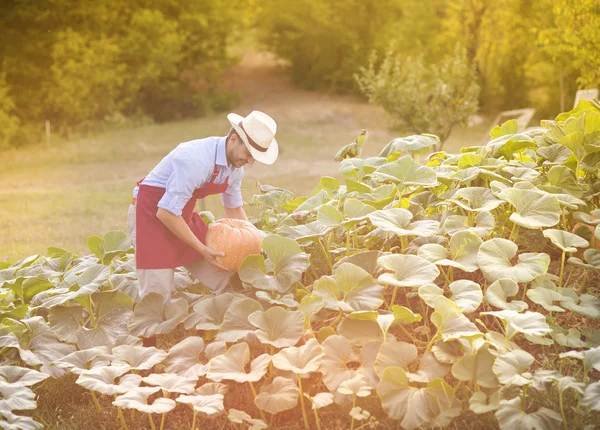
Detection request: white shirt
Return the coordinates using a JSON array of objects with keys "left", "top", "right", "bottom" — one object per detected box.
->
[{"left": 132, "top": 136, "right": 244, "bottom": 216}]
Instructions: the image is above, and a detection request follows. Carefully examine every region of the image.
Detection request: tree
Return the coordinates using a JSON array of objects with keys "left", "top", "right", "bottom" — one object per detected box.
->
[
  {"left": 355, "top": 45, "right": 480, "bottom": 149},
  {"left": 536, "top": 0, "right": 600, "bottom": 111}
]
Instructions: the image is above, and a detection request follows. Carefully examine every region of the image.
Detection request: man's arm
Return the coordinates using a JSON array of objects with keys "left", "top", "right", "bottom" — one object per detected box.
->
[
  {"left": 223, "top": 206, "right": 248, "bottom": 220},
  {"left": 156, "top": 208, "right": 228, "bottom": 271}
]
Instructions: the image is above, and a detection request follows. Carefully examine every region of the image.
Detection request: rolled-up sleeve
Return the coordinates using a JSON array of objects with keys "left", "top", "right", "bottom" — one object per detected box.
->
[
  {"left": 158, "top": 156, "right": 205, "bottom": 216},
  {"left": 221, "top": 167, "right": 244, "bottom": 208}
]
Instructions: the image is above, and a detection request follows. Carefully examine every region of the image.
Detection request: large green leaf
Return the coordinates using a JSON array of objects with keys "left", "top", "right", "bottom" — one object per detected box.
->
[
  {"left": 470, "top": 391, "right": 501, "bottom": 414},
  {"left": 142, "top": 373, "right": 196, "bottom": 394},
  {"left": 431, "top": 297, "right": 482, "bottom": 341},
  {"left": 482, "top": 310, "right": 552, "bottom": 338},
  {"left": 478, "top": 239, "right": 550, "bottom": 283},
  {"left": 582, "top": 382, "right": 600, "bottom": 411},
  {"left": 318, "top": 335, "right": 356, "bottom": 393},
  {"left": 377, "top": 368, "right": 459, "bottom": 429},
  {"left": 377, "top": 254, "right": 440, "bottom": 288},
  {"left": 558, "top": 288, "right": 600, "bottom": 318},
  {"left": 443, "top": 211, "right": 495, "bottom": 238},
  {"left": 485, "top": 279, "right": 529, "bottom": 311},
  {"left": 206, "top": 342, "right": 270, "bottom": 383},
  {"left": 339, "top": 157, "right": 387, "bottom": 181},
  {"left": 373, "top": 340, "right": 418, "bottom": 378},
  {"left": 48, "top": 291, "right": 133, "bottom": 350},
  {"left": 313, "top": 263, "right": 383, "bottom": 313},
  {"left": 419, "top": 281, "right": 482, "bottom": 314},
  {"left": 527, "top": 288, "right": 565, "bottom": 313},
  {"left": 113, "top": 386, "right": 176, "bottom": 414},
  {"left": 272, "top": 338, "right": 324, "bottom": 375},
  {"left": 238, "top": 235, "right": 310, "bottom": 293},
  {"left": 452, "top": 347, "right": 499, "bottom": 388},
  {"left": 372, "top": 155, "right": 437, "bottom": 188},
  {"left": 254, "top": 376, "right": 299, "bottom": 414},
  {"left": 379, "top": 135, "right": 438, "bottom": 158},
  {"left": 417, "top": 231, "right": 482, "bottom": 272},
  {"left": 0, "top": 410, "right": 43, "bottom": 429},
  {"left": 76, "top": 364, "right": 142, "bottom": 395},
  {"left": 543, "top": 229, "right": 589, "bottom": 252},
  {"left": 4, "top": 316, "right": 76, "bottom": 377},
  {"left": 217, "top": 298, "right": 263, "bottom": 343},
  {"left": 52, "top": 346, "right": 112, "bottom": 375},
  {"left": 164, "top": 337, "right": 215, "bottom": 378},
  {"left": 0, "top": 382, "right": 36, "bottom": 411},
  {"left": 128, "top": 293, "right": 188, "bottom": 337},
  {"left": 376, "top": 367, "right": 431, "bottom": 429},
  {"left": 498, "top": 188, "right": 561, "bottom": 228},
  {"left": 0, "top": 366, "right": 50, "bottom": 387},
  {"left": 495, "top": 397, "right": 561, "bottom": 430},
  {"left": 184, "top": 293, "right": 238, "bottom": 330},
  {"left": 176, "top": 393, "right": 224, "bottom": 416},
  {"left": 248, "top": 307, "right": 304, "bottom": 348},
  {"left": 369, "top": 208, "right": 440, "bottom": 237},
  {"left": 493, "top": 350, "right": 534, "bottom": 386},
  {"left": 111, "top": 345, "right": 168, "bottom": 371},
  {"left": 3, "top": 276, "right": 56, "bottom": 306},
  {"left": 448, "top": 187, "right": 503, "bottom": 212}
]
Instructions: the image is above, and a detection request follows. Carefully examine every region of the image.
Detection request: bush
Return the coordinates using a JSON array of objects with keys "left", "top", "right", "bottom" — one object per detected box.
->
[{"left": 355, "top": 44, "right": 480, "bottom": 147}]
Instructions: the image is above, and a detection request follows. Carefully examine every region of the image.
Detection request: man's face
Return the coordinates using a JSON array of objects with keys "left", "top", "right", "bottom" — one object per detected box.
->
[{"left": 227, "top": 134, "right": 255, "bottom": 168}]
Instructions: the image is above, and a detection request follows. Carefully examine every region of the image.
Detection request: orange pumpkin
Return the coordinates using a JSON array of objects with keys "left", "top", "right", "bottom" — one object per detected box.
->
[{"left": 205, "top": 219, "right": 263, "bottom": 272}]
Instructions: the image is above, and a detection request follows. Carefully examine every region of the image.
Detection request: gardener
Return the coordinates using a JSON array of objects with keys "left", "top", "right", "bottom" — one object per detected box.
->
[{"left": 127, "top": 110, "right": 278, "bottom": 303}]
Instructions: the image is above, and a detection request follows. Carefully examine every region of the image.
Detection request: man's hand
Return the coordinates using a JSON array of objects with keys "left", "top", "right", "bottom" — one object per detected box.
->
[
  {"left": 157, "top": 208, "right": 229, "bottom": 271},
  {"left": 198, "top": 245, "right": 229, "bottom": 272}
]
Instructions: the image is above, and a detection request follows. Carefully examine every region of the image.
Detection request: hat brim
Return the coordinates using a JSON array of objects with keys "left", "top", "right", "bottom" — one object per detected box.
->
[{"left": 227, "top": 113, "right": 278, "bottom": 165}]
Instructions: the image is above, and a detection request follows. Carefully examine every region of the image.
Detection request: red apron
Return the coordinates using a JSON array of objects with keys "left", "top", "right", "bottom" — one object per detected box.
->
[{"left": 135, "top": 164, "right": 229, "bottom": 269}]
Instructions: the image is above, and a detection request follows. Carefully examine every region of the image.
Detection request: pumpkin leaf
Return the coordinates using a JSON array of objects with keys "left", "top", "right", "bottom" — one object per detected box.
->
[
  {"left": 184, "top": 293, "right": 237, "bottom": 330},
  {"left": 443, "top": 211, "right": 495, "bottom": 238},
  {"left": 113, "top": 386, "right": 176, "bottom": 414},
  {"left": 377, "top": 254, "right": 440, "bottom": 288},
  {"left": 451, "top": 348, "right": 499, "bottom": 388},
  {"left": 470, "top": 391, "right": 501, "bottom": 414},
  {"left": 206, "top": 342, "right": 270, "bottom": 383},
  {"left": 272, "top": 338, "right": 324, "bottom": 375},
  {"left": 217, "top": 298, "right": 263, "bottom": 343},
  {"left": 76, "top": 364, "right": 142, "bottom": 395},
  {"left": 254, "top": 376, "right": 299, "bottom": 414},
  {"left": 313, "top": 263, "right": 384, "bottom": 313},
  {"left": 248, "top": 307, "right": 304, "bottom": 348},
  {"left": 111, "top": 345, "right": 168, "bottom": 371},
  {"left": 478, "top": 239, "right": 550, "bottom": 283},
  {"left": 448, "top": 187, "right": 504, "bottom": 212},
  {"left": 142, "top": 373, "right": 196, "bottom": 394},
  {"left": 128, "top": 293, "right": 188, "bottom": 337},
  {"left": 485, "top": 279, "right": 529, "bottom": 311},
  {"left": 369, "top": 209, "right": 440, "bottom": 237},
  {"left": 238, "top": 235, "right": 310, "bottom": 293},
  {"left": 372, "top": 155, "right": 437, "bottom": 188},
  {"left": 164, "top": 337, "right": 209, "bottom": 378},
  {"left": 176, "top": 393, "right": 224, "bottom": 416},
  {"left": 495, "top": 397, "right": 562, "bottom": 430},
  {"left": 498, "top": 188, "right": 561, "bottom": 229},
  {"left": 543, "top": 229, "right": 589, "bottom": 253}
]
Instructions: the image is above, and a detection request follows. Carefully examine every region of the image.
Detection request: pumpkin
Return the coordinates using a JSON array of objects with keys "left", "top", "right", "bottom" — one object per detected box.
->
[{"left": 205, "top": 218, "right": 263, "bottom": 272}]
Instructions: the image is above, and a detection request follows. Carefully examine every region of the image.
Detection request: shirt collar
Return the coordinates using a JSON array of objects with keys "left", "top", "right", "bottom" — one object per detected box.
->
[{"left": 216, "top": 136, "right": 228, "bottom": 167}]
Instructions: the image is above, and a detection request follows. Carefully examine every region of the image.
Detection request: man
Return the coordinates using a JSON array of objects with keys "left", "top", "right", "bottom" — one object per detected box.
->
[{"left": 127, "top": 110, "right": 278, "bottom": 304}]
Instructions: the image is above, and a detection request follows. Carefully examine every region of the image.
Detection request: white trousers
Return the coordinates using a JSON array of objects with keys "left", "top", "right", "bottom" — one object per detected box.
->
[{"left": 127, "top": 204, "right": 232, "bottom": 302}]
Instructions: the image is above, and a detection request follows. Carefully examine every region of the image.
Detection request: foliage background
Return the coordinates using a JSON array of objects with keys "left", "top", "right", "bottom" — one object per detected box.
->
[{"left": 1, "top": 0, "right": 599, "bottom": 149}]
